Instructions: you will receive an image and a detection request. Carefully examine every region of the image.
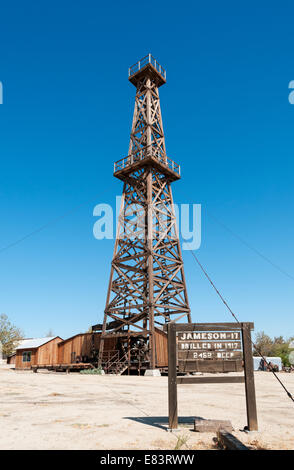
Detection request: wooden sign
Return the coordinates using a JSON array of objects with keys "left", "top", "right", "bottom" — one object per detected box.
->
[
  {"left": 166, "top": 322, "right": 258, "bottom": 432},
  {"left": 177, "top": 327, "right": 243, "bottom": 373}
]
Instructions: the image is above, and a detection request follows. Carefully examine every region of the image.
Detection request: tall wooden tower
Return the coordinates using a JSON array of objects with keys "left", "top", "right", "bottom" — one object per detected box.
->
[{"left": 97, "top": 54, "right": 191, "bottom": 371}]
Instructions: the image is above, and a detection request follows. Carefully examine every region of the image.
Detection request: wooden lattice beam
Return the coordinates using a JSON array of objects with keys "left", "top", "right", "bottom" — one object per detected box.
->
[{"left": 98, "top": 60, "right": 191, "bottom": 369}]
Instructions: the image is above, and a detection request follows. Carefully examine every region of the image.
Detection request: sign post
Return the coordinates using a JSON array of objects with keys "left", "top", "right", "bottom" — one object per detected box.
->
[
  {"left": 168, "top": 322, "right": 178, "bottom": 430},
  {"left": 241, "top": 322, "right": 258, "bottom": 430},
  {"left": 167, "top": 322, "right": 258, "bottom": 431}
]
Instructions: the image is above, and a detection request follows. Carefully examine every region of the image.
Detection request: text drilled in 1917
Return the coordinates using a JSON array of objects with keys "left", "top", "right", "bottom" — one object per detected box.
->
[{"left": 177, "top": 330, "right": 242, "bottom": 361}]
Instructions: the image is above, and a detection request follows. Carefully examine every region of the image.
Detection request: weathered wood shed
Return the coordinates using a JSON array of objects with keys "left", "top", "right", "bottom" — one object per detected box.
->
[
  {"left": 13, "top": 330, "right": 167, "bottom": 373},
  {"left": 57, "top": 333, "right": 96, "bottom": 364},
  {"left": 15, "top": 337, "right": 63, "bottom": 370},
  {"left": 57, "top": 333, "right": 117, "bottom": 364}
]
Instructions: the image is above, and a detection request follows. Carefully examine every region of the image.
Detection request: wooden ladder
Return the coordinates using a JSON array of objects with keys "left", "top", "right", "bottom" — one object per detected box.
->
[{"left": 103, "top": 351, "right": 129, "bottom": 375}]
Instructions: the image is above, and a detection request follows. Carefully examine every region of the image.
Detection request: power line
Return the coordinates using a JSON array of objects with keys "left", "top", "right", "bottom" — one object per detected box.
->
[
  {"left": 189, "top": 250, "right": 294, "bottom": 403},
  {"left": 2, "top": 199, "right": 293, "bottom": 286},
  {"left": 0, "top": 199, "right": 94, "bottom": 255},
  {"left": 207, "top": 212, "right": 294, "bottom": 282}
]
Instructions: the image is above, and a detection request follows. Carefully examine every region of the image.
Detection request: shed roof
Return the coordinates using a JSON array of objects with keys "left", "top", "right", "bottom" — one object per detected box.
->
[
  {"left": 58, "top": 332, "right": 93, "bottom": 345},
  {"left": 15, "top": 337, "right": 61, "bottom": 350}
]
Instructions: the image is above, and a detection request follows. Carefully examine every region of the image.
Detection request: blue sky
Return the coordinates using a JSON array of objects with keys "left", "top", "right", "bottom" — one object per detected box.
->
[{"left": 0, "top": 1, "right": 293, "bottom": 340}]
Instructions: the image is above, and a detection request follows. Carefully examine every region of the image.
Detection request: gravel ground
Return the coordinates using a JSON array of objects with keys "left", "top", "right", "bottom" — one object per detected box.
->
[{"left": 0, "top": 364, "right": 293, "bottom": 450}]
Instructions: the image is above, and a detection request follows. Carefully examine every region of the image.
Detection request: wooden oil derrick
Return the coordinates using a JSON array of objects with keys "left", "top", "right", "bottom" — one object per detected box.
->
[{"left": 96, "top": 54, "right": 191, "bottom": 371}]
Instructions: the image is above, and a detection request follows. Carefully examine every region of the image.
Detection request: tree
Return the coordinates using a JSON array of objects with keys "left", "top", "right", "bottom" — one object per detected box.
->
[
  {"left": 0, "top": 314, "right": 24, "bottom": 356},
  {"left": 254, "top": 331, "right": 273, "bottom": 356},
  {"left": 273, "top": 336, "right": 284, "bottom": 345},
  {"left": 272, "top": 342, "right": 291, "bottom": 367},
  {"left": 254, "top": 331, "right": 294, "bottom": 366},
  {"left": 45, "top": 329, "right": 54, "bottom": 337}
]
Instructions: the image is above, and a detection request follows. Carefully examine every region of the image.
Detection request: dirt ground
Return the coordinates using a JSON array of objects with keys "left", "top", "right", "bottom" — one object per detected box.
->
[{"left": 0, "top": 364, "right": 293, "bottom": 450}]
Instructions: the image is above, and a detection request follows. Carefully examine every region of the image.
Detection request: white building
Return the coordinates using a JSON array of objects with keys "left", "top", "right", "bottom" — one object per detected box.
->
[{"left": 253, "top": 356, "right": 282, "bottom": 371}]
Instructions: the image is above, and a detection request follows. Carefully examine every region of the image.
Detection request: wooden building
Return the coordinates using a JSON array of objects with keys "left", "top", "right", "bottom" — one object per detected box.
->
[
  {"left": 57, "top": 330, "right": 168, "bottom": 374},
  {"left": 92, "top": 327, "right": 168, "bottom": 373},
  {"left": 12, "top": 329, "right": 168, "bottom": 374},
  {"left": 57, "top": 333, "right": 117, "bottom": 364},
  {"left": 15, "top": 337, "right": 63, "bottom": 370}
]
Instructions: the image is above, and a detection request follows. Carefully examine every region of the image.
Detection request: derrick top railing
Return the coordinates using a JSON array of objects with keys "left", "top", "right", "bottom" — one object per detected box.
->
[
  {"left": 114, "top": 145, "right": 180, "bottom": 176},
  {"left": 128, "top": 54, "right": 166, "bottom": 81}
]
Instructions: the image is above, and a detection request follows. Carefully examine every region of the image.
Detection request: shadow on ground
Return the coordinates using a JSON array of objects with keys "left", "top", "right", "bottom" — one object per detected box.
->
[{"left": 124, "top": 416, "right": 203, "bottom": 430}]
